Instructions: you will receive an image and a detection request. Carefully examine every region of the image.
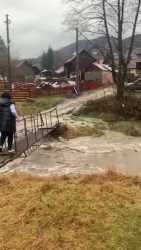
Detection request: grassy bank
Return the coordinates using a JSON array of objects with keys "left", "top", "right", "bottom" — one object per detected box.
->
[
  {"left": 53, "top": 124, "right": 105, "bottom": 139},
  {"left": 16, "top": 95, "right": 64, "bottom": 116},
  {"left": 0, "top": 173, "right": 141, "bottom": 249},
  {"left": 74, "top": 96, "right": 141, "bottom": 136}
]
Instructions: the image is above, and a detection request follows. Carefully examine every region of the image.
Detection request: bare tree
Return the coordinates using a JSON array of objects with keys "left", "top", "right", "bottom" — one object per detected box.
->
[{"left": 65, "top": 0, "right": 141, "bottom": 100}]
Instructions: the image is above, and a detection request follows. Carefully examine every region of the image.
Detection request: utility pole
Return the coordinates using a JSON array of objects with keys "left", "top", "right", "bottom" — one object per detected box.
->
[
  {"left": 75, "top": 27, "right": 80, "bottom": 94},
  {"left": 5, "top": 14, "right": 12, "bottom": 87}
]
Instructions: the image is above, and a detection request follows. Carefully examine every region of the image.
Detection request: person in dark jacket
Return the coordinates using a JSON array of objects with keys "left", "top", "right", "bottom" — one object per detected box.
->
[{"left": 0, "top": 92, "right": 17, "bottom": 153}]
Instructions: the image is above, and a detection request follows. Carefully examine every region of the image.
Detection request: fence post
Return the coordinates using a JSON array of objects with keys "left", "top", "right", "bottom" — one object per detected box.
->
[
  {"left": 40, "top": 112, "right": 44, "bottom": 137},
  {"left": 31, "top": 114, "right": 34, "bottom": 133},
  {"left": 55, "top": 107, "right": 59, "bottom": 126},
  {"left": 45, "top": 112, "right": 48, "bottom": 129},
  {"left": 40, "top": 112, "right": 44, "bottom": 127},
  {"left": 50, "top": 111, "right": 53, "bottom": 127},
  {"left": 33, "top": 115, "right": 38, "bottom": 142},
  {"left": 23, "top": 117, "right": 29, "bottom": 151},
  {"left": 37, "top": 113, "right": 39, "bottom": 129}
]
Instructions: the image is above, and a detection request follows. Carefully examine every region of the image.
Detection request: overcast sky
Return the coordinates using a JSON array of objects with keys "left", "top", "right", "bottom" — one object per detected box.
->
[{"left": 0, "top": 0, "right": 74, "bottom": 58}]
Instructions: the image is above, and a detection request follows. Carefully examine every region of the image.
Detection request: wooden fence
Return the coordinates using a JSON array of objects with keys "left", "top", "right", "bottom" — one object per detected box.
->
[
  {"left": 0, "top": 82, "right": 37, "bottom": 101},
  {"left": 0, "top": 80, "right": 111, "bottom": 101}
]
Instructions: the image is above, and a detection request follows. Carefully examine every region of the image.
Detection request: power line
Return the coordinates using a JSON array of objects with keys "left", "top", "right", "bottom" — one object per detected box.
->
[
  {"left": 79, "top": 30, "right": 106, "bottom": 58},
  {"left": 71, "top": 7, "right": 98, "bottom": 53},
  {"left": 79, "top": 31, "right": 95, "bottom": 49}
]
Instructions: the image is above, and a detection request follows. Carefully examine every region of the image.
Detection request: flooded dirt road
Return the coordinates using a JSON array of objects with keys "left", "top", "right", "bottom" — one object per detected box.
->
[
  {"left": 4, "top": 131, "right": 141, "bottom": 177},
  {"left": 1, "top": 86, "right": 141, "bottom": 177}
]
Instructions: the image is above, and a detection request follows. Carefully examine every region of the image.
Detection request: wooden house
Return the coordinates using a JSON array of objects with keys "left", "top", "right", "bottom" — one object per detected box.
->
[
  {"left": 85, "top": 62, "right": 113, "bottom": 84},
  {"left": 64, "top": 50, "right": 96, "bottom": 80}
]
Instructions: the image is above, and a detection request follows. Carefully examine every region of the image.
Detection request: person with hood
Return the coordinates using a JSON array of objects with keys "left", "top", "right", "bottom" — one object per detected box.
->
[{"left": 0, "top": 92, "right": 17, "bottom": 153}]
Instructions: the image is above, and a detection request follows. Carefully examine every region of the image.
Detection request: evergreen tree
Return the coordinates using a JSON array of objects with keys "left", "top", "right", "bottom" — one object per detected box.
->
[
  {"left": 46, "top": 47, "right": 54, "bottom": 71},
  {"left": 41, "top": 51, "right": 48, "bottom": 70},
  {"left": 41, "top": 47, "right": 54, "bottom": 71},
  {"left": 0, "top": 36, "right": 7, "bottom": 57}
]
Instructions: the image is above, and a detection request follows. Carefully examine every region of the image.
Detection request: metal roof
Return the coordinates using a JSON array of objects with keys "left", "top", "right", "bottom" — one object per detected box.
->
[{"left": 93, "top": 62, "right": 112, "bottom": 71}]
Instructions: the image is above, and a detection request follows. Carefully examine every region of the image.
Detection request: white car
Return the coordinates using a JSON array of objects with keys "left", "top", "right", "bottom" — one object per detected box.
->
[{"left": 125, "top": 78, "right": 141, "bottom": 90}]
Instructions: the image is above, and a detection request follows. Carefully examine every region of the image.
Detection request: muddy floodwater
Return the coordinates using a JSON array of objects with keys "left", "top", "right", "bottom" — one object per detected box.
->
[
  {"left": 5, "top": 130, "right": 141, "bottom": 177},
  {"left": 1, "top": 87, "right": 141, "bottom": 177}
]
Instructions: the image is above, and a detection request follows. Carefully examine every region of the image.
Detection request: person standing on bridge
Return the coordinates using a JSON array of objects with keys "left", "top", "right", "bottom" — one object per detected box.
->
[{"left": 0, "top": 92, "right": 17, "bottom": 153}]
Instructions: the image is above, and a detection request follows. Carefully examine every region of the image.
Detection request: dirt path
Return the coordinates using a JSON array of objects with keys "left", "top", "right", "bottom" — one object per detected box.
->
[
  {"left": 57, "top": 86, "right": 114, "bottom": 117},
  {"left": 16, "top": 86, "right": 114, "bottom": 132}
]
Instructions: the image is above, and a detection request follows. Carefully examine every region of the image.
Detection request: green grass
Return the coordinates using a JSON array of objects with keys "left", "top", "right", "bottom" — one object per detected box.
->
[
  {"left": 110, "top": 121, "right": 141, "bottom": 136},
  {"left": 0, "top": 172, "right": 141, "bottom": 250},
  {"left": 74, "top": 97, "right": 141, "bottom": 137},
  {"left": 16, "top": 95, "right": 64, "bottom": 116}
]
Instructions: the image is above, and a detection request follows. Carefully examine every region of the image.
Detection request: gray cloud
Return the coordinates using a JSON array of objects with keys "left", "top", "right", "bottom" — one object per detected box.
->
[{"left": 0, "top": 0, "right": 74, "bottom": 58}]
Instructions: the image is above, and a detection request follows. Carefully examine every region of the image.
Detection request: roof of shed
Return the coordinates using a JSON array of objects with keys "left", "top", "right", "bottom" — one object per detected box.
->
[{"left": 92, "top": 62, "right": 112, "bottom": 71}]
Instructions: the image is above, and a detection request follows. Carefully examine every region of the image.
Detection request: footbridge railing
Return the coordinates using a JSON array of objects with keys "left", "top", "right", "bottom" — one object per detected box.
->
[
  {"left": 15, "top": 106, "right": 59, "bottom": 155},
  {"left": 0, "top": 107, "right": 60, "bottom": 166}
]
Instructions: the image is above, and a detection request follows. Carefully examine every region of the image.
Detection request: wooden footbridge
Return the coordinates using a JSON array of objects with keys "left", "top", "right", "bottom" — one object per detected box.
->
[{"left": 0, "top": 107, "right": 60, "bottom": 168}]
